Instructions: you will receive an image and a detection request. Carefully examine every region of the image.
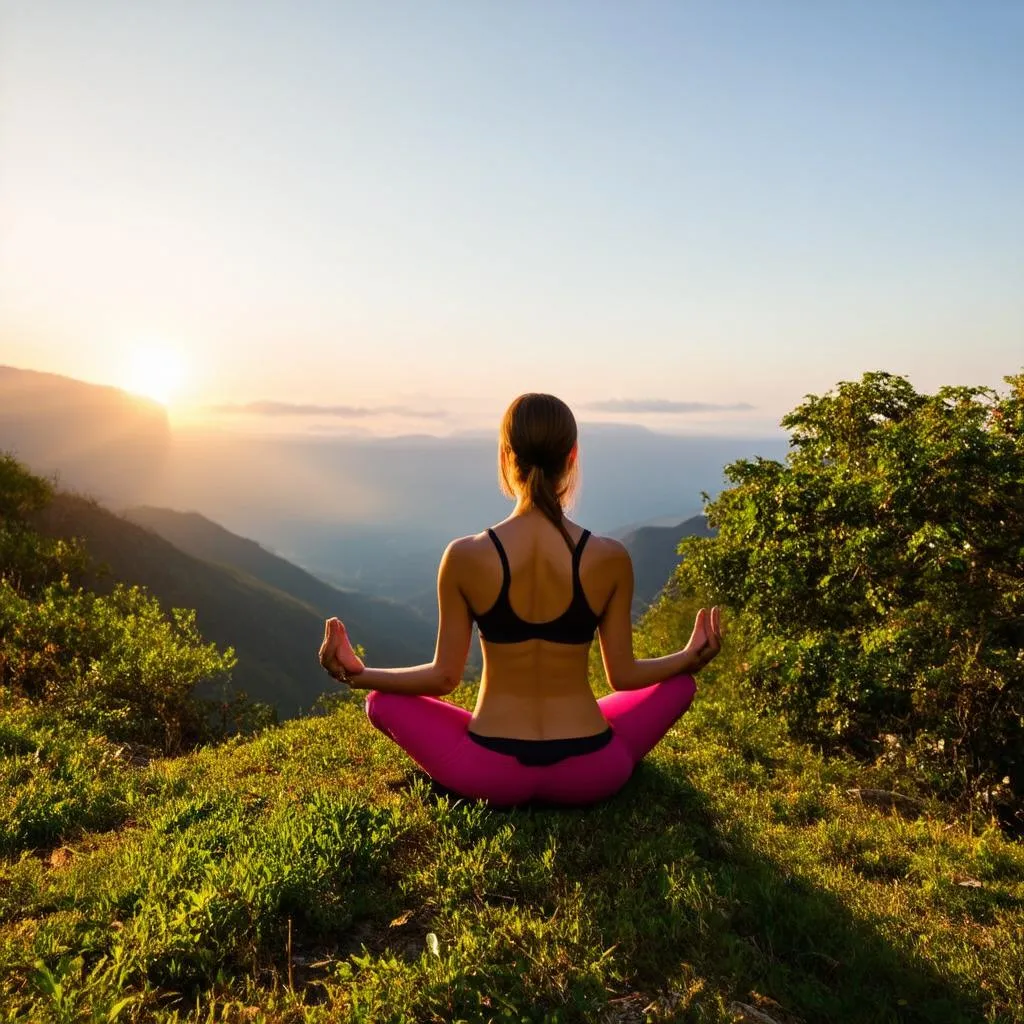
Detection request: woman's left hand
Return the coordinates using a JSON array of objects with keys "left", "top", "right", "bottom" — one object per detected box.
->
[{"left": 684, "top": 606, "right": 722, "bottom": 672}]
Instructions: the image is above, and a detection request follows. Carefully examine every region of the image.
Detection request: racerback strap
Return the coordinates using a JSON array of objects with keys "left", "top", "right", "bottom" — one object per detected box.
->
[{"left": 486, "top": 529, "right": 512, "bottom": 591}]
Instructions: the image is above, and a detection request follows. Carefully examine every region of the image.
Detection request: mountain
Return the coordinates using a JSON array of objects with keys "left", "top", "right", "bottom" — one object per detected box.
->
[
  {"left": 607, "top": 511, "right": 703, "bottom": 540},
  {"left": 0, "top": 365, "right": 171, "bottom": 506},
  {"left": 1, "top": 364, "right": 787, "bottom": 614},
  {"left": 31, "top": 495, "right": 437, "bottom": 717},
  {"left": 122, "top": 505, "right": 477, "bottom": 673},
  {"left": 123, "top": 504, "right": 438, "bottom": 657},
  {"left": 123, "top": 506, "right": 423, "bottom": 622},
  {"left": 620, "top": 514, "right": 716, "bottom": 614}
]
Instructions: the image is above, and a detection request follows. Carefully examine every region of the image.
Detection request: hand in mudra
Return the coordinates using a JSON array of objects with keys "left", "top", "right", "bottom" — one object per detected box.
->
[
  {"left": 319, "top": 617, "right": 365, "bottom": 684},
  {"left": 683, "top": 607, "right": 722, "bottom": 673}
]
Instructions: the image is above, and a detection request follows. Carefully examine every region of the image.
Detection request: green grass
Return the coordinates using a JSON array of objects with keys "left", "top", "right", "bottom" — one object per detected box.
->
[
  {"left": 2, "top": 677, "right": 1022, "bottom": 1023},
  {"left": 0, "top": 699, "right": 147, "bottom": 858}
]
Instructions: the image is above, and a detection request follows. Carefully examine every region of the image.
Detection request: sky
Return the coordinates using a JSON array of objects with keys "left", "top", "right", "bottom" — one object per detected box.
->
[{"left": 1, "top": 1, "right": 1021, "bottom": 437}]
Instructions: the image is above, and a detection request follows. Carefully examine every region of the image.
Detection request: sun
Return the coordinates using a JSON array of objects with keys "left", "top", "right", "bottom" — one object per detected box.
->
[{"left": 123, "top": 346, "right": 186, "bottom": 406}]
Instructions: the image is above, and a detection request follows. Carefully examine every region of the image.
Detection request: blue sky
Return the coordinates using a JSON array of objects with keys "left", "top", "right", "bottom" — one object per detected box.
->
[{"left": 1, "top": 1, "right": 1020, "bottom": 435}]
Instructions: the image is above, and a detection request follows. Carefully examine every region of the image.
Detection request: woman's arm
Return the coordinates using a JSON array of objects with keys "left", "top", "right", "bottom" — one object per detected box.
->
[
  {"left": 597, "top": 541, "right": 721, "bottom": 691},
  {"left": 319, "top": 540, "right": 473, "bottom": 697}
]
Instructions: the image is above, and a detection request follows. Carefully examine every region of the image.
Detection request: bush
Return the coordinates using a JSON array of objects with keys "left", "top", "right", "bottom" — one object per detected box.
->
[
  {"left": 0, "top": 578, "right": 236, "bottom": 753},
  {"left": 0, "top": 454, "right": 249, "bottom": 753},
  {"left": 677, "top": 372, "right": 1024, "bottom": 812},
  {"left": 0, "top": 454, "right": 86, "bottom": 594}
]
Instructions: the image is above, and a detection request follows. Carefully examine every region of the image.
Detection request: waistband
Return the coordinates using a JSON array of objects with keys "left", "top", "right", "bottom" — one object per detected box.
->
[{"left": 466, "top": 727, "right": 614, "bottom": 767}]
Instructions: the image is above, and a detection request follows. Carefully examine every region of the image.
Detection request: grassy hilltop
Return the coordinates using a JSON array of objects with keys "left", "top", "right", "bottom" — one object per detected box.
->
[
  {"left": 3, "top": 645, "right": 1023, "bottom": 1023},
  {"left": 3, "top": 371, "right": 1023, "bottom": 1021}
]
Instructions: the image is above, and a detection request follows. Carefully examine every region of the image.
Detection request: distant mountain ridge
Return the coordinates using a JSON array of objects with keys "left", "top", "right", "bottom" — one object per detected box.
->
[
  {"left": 620, "top": 514, "right": 715, "bottom": 614},
  {"left": 1, "top": 365, "right": 788, "bottom": 614},
  {"left": 607, "top": 511, "right": 703, "bottom": 540},
  {"left": 125, "top": 506, "right": 387, "bottom": 615},
  {"left": 32, "top": 496, "right": 437, "bottom": 717},
  {"left": 122, "top": 505, "right": 476, "bottom": 672},
  {"left": 0, "top": 365, "right": 170, "bottom": 505}
]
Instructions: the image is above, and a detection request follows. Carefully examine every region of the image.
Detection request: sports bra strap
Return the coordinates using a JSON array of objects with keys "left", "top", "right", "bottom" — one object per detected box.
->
[
  {"left": 488, "top": 526, "right": 589, "bottom": 589},
  {"left": 476, "top": 525, "right": 600, "bottom": 644},
  {"left": 486, "top": 529, "right": 511, "bottom": 589},
  {"left": 572, "top": 529, "right": 591, "bottom": 577}
]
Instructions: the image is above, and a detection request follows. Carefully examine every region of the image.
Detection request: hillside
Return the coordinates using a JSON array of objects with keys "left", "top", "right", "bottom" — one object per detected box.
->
[
  {"left": 123, "top": 505, "right": 356, "bottom": 608},
  {"left": 121, "top": 506, "right": 479, "bottom": 674},
  {"left": 3, "top": 666, "right": 1021, "bottom": 1022},
  {"left": 621, "top": 514, "right": 716, "bottom": 613},
  {"left": 32, "top": 494, "right": 437, "bottom": 716},
  {"left": 0, "top": 365, "right": 171, "bottom": 506},
  {"left": 123, "top": 505, "right": 435, "bottom": 634}
]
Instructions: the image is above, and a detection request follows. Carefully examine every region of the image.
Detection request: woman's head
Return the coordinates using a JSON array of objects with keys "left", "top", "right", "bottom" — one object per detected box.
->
[{"left": 498, "top": 393, "right": 579, "bottom": 544}]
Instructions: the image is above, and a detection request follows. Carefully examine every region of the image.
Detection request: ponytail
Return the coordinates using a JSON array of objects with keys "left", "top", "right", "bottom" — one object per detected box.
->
[
  {"left": 525, "top": 463, "right": 575, "bottom": 551},
  {"left": 498, "top": 393, "right": 580, "bottom": 548}
]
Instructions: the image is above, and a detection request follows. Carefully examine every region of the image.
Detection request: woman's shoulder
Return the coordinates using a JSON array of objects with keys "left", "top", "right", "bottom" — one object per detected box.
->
[
  {"left": 581, "top": 531, "right": 631, "bottom": 564},
  {"left": 564, "top": 521, "right": 634, "bottom": 566},
  {"left": 449, "top": 520, "right": 631, "bottom": 562},
  {"left": 442, "top": 530, "right": 499, "bottom": 565},
  {"left": 443, "top": 533, "right": 486, "bottom": 557}
]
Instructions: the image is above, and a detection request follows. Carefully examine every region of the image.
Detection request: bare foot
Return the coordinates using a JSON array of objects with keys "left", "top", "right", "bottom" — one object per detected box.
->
[{"left": 319, "top": 618, "right": 365, "bottom": 681}]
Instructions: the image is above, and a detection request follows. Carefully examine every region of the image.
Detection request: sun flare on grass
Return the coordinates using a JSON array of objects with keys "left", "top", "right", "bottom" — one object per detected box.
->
[{"left": 123, "top": 346, "right": 186, "bottom": 406}]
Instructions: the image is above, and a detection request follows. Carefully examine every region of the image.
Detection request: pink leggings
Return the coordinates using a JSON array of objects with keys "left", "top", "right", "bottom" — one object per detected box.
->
[{"left": 365, "top": 674, "right": 696, "bottom": 806}]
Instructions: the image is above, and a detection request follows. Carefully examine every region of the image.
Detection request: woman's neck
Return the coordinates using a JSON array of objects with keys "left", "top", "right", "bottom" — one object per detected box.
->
[{"left": 509, "top": 501, "right": 567, "bottom": 523}]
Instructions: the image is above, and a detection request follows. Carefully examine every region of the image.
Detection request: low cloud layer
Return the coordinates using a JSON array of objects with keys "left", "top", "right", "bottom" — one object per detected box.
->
[
  {"left": 583, "top": 399, "right": 755, "bottom": 414},
  {"left": 209, "top": 401, "right": 447, "bottom": 420}
]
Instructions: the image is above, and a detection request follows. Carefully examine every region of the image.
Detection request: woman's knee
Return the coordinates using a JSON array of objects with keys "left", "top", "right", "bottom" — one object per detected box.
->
[
  {"left": 364, "top": 689, "right": 394, "bottom": 732},
  {"left": 674, "top": 673, "right": 697, "bottom": 711},
  {"left": 658, "top": 673, "right": 697, "bottom": 714}
]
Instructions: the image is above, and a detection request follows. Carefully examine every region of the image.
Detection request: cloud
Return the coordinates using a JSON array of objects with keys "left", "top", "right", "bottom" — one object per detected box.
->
[
  {"left": 208, "top": 401, "right": 447, "bottom": 420},
  {"left": 582, "top": 399, "right": 755, "bottom": 414}
]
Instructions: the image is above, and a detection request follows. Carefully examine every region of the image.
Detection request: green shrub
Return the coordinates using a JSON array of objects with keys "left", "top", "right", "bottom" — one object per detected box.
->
[
  {"left": 0, "top": 454, "right": 86, "bottom": 594},
  {"left": 0, "top": 454, "right": 246, "bottom": 753},
  {"left": 677, "top": 371, "right": 1024, "bottom": 813},
  {"left": 0, "top": 576, "right": 236, "bottom": 753}
]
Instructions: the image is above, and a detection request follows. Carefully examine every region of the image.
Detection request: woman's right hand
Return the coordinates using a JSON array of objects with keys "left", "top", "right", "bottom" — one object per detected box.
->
[
  {"left": 683, "top": 607, "right": 722, "bottom": 672},
  {"left": 319, "top": 617, "right": 365, "bottom": 683}
]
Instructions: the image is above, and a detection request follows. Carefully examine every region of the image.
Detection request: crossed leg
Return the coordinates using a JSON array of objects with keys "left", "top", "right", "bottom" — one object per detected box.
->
[
  {"left": 364, "top": 691, "right": 537, "bottom": 805},
  {"left": 596, "top": 673, "right": 697, "bottom": 763},
  {"left": 364, "top": 673, "right": 697, "bottom": 806}
]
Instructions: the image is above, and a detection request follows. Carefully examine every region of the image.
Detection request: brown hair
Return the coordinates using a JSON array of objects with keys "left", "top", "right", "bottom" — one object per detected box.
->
[{"left": 497, "top": 393, "right": 579, "bottom": 549}]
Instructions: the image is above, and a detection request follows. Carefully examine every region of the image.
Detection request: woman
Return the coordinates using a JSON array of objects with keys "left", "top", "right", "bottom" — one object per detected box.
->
[{"left": 319, "top": 392, "right": 722, "bottom": 806}]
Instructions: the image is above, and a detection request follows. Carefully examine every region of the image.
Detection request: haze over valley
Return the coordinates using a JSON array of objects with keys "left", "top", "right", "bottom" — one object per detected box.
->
[{"left": 1, "top": 366, "right": 783, "bottom": 614}]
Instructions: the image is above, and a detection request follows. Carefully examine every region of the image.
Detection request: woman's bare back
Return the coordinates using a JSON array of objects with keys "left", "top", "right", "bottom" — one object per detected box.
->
[{"left": 456, "top": 510, "right": 620, "bottom": 740}]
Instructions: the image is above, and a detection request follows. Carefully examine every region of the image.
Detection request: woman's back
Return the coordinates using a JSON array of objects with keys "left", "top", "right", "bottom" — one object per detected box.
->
[
  {"left": 458, "top": 510, "right": 620, "bottom": 740},
  {"left": 319, "top": 392, "right": 718, "bottom": 805}
]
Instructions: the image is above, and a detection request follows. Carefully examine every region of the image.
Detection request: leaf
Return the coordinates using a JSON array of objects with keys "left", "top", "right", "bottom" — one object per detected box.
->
[{"left": 107, "top": 995, "right": 137, "bottom": 1021}]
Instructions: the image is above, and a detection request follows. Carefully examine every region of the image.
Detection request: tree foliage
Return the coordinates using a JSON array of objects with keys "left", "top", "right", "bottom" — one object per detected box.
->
[
  {"left": 0, "top": 454, "right": 252, "bottom": 753},
  {"left": 0, "top": 579, "right": 236, "bottom": 752},
  {"left": 678, "top": 372, "right": 1024, "bottom": 809},
  {"left": 0, "top": 455, "right": 86, "bottom": 594}
]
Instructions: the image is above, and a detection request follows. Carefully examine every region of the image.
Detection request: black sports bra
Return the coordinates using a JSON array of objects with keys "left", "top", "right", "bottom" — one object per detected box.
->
[{"left": 472, "top": 528, "right": 600, "bottom": 645}]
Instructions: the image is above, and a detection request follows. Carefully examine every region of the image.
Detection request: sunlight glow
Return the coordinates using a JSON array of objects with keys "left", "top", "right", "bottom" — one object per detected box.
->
[{"left": 122, "top": 346, "right": 186, "bottom": 406}]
